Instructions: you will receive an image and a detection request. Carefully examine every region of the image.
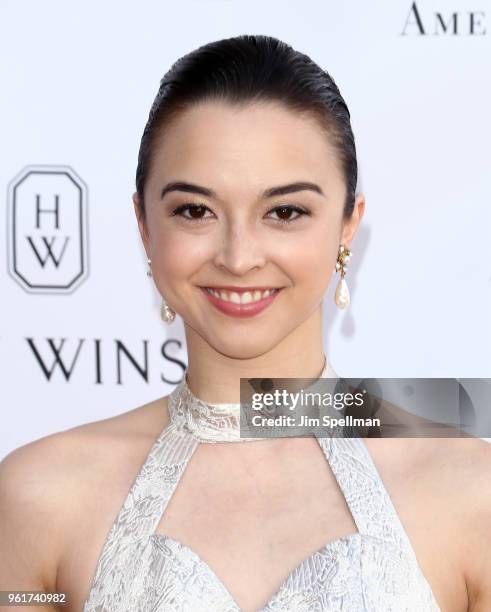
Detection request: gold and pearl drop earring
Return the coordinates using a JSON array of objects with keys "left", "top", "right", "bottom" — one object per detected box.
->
[
  {"left": 334, "top": 245, "right": 352, "bottom": 309},
  {"left": 146, "top": 258, "right": 176, "bottom": 325}
]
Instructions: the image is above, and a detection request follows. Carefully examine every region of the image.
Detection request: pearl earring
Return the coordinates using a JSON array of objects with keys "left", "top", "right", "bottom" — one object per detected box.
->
[
  {"left": 160, "top": 300, "right": 176, "bottom": 325},
  {"left": 146, "top": 259, "right": 176, "bottom": 325},
  {"left": 334, "top": 245, "right": 352, "bottom": 309}
]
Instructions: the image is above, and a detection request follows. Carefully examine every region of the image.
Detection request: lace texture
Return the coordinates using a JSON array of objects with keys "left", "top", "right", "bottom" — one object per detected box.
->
[
  {"left": 83, "top": 358, "right": 442, "bottom": 611},
  {"left": 168, "top": 356, "right": 338, "bottom": 443}
]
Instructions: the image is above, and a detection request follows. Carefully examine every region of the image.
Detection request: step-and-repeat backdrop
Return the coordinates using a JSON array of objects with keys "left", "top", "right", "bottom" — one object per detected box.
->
[{"left": 1, "top": 1, "right": 490, "bottom": 457}]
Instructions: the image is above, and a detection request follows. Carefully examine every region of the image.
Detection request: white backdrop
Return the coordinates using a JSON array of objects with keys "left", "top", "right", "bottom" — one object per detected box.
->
[{"left": 1, "top": 0, "right": 490, "bottom": 458}]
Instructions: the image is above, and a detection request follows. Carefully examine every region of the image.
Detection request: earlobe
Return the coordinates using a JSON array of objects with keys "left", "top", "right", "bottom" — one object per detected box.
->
[{"left": 355, "top": 192, "right": 366, "bottom": 223}]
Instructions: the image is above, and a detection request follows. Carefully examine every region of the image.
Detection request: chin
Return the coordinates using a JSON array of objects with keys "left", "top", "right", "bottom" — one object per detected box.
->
[{"left": 201, "top": 329, "right": 287, "bottom": 361}]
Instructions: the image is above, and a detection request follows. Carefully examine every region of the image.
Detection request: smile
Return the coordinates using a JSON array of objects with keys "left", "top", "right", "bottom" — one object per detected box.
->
[
  {"left": 205, "top": 287, "right": 278, "bottom": 303},
  {"left": 199, "top": 286, "right": 283, "bottom": 318}
]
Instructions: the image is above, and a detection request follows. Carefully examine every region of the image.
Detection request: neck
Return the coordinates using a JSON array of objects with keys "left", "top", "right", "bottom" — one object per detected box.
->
[
  {"left": 183, "top": 308, "right": 328, "bottom": 404},
  {"left": 168, "top": 348, "right": 337, "bottom": 444}
]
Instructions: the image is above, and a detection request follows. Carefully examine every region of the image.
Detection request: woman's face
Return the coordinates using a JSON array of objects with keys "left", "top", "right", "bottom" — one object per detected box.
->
[{"left": 134, "top": 100, "right": 364, "bottom": 358}]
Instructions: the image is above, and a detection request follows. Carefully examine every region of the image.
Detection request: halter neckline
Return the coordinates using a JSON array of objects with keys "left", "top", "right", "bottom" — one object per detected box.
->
[{"left": 167, "top": 356, "right": 339, "bottom": 443}]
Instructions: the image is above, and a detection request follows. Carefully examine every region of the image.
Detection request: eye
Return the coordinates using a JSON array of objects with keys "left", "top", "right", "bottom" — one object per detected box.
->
[
  {"left": 170, "top": 202, "right": 311, "bottom": 224},
  {"left": 171, "top": 203, "right": 214, "bottom": 222},
  {"left": 266, "top": 205, "right": 311, "bottom": 224}
]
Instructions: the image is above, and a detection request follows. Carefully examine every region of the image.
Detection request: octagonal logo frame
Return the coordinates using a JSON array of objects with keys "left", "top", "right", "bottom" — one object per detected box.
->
[{"left": 6, "top": 165, "right": 90, "bottom": 294}]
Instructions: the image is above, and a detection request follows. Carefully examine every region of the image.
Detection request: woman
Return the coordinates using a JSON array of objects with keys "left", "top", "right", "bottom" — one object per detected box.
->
[{"left": 1, "top": 34, "right": 490, "bottom": 612}]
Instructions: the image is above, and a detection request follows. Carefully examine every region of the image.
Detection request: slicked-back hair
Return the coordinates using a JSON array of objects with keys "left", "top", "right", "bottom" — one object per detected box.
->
[{"left": 136, "top": 34, "right": 357, "bottom": 221}]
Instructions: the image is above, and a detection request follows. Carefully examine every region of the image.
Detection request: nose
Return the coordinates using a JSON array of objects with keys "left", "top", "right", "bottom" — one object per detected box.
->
[{"left": 212, "top": 221, "right": 266, "bottom": 276}]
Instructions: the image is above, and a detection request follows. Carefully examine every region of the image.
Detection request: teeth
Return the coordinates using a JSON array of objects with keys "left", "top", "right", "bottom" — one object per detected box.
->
[{"left": 205, "top": 288, "right": 278, "bottom": 304}]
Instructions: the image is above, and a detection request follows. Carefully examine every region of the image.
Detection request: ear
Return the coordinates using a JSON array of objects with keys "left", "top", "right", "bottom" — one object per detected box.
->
[
  {"left": 132, "top": 192, "right": 150, "bottom": 255},
  {"left": 340, "top": 192, "right": 365, "bottom": 249}
]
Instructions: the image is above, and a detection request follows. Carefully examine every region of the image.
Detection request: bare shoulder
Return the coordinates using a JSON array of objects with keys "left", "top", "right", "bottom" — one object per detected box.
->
[
  {"left": 0, "top": 395, "right": 170, "bottom": 593},
  {"left": 377, "top": 436, "right": 491, "bottom": 611},
  {"left": 379, "top": 435, "right": 491, "bottom": 513},
  {"left": 366, "top": 436, "right": 491, "bottom": 611},
  {"left": 0, "top": 393, "right": 171, "bottom": 484}
]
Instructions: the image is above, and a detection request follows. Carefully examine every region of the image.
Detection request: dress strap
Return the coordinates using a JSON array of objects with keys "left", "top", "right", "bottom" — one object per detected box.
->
[
  {"left": 316, "top": 436, "right": 418, "bottom": 556},
  {"left": 85, "top": 422, "right": 198, "bottom": 606}
]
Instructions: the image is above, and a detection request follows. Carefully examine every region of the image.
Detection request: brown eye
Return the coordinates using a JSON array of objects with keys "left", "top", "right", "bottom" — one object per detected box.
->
[
  {"left": 171, "top": 203, "right": 214, "bottom": 222},
  {"left": 267, "top": 205, "right": 310, "bottom": 224},
  {"left": 188, "top": 205, "right": 207, "bottom": 219}
]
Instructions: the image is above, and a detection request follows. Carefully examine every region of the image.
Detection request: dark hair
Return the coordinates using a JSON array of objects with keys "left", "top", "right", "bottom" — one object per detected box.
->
[{"left": 136, "top": 34, "right": 357, "bottom": 221}]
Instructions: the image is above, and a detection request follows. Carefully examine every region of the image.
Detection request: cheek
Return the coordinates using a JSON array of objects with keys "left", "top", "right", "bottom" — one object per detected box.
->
[
  {"left": 152, "top": 225, "right": 213, "bottom": 279},
  {"left": 274, "top": 225, "right": 337, "bottom": 284}
]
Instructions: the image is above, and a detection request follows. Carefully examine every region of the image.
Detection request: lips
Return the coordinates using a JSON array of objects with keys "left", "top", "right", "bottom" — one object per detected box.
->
[{"left": 199, "top": 286, "right": 283, "bottom": 318}]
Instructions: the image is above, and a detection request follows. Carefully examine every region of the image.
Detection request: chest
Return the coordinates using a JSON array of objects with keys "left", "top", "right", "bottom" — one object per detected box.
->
[
  {"left": 57, "top": 439, "right": 467, "bottom": 612},
  {"left": 152, "top": 441, "right": 360, "bottom": 609}
]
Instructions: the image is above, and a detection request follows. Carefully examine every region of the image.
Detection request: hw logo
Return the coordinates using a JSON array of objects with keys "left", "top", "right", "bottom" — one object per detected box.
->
[{"left": 7, "top": 165, "right": 89, "bottom": 294}]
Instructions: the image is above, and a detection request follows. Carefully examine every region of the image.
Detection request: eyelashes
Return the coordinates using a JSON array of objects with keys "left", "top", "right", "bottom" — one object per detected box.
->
[{"left": 170, "top": 203, "right": 312, "bottom": 225}]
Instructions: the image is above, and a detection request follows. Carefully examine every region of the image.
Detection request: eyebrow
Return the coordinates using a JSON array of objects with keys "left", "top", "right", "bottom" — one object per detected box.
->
[{"left": 160, "top": 180, "right": 325, "bottom": 200}]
